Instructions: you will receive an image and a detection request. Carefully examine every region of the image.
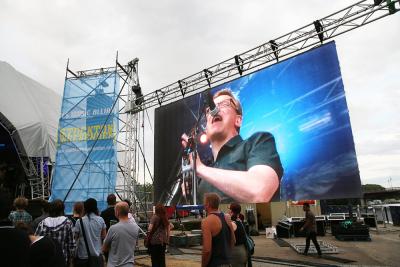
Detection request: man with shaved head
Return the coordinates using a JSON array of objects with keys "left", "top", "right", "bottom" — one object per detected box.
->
[{"left": 102, "top": 201, "right": 139, "bottom": 267}]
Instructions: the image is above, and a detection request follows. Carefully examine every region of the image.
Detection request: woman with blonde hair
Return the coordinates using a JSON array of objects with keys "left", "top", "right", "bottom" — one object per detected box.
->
[{"left": 70, "top": 201, "right": 84, "bottom": 227}]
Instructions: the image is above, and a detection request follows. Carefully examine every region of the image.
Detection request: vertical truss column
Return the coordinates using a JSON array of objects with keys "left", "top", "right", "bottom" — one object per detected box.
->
[{"left": 118, "top": 59, "right": 141, "bottom": 209}]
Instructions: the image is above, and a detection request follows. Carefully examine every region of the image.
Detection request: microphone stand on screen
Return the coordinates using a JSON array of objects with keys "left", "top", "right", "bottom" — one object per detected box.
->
[{"left": 166, "top": 90, "right": 217, "bottom": 206}]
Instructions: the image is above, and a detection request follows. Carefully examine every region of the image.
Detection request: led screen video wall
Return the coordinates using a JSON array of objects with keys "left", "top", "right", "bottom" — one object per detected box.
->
[{"left": 154, "top": 41, "right": 362, "bottom": 204}]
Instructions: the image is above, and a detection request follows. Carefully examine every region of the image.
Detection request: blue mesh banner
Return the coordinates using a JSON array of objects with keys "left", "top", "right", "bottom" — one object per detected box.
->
[{"left": 50, "top": 72, "right": 119, "bottom": 214}]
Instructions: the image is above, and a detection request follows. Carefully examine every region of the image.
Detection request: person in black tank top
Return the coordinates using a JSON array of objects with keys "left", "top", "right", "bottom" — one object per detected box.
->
[
  {"left": 202, "top": 193, "right": 235, "bottom": 267},
  {"left": 208, "top": 212, "right": 232, "bottom": 267}
]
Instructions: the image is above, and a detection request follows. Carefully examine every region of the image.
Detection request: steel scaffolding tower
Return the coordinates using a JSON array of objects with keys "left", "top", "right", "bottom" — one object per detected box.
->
[{"left": 61, "top": 57, "right": 152, "bottom": 214}]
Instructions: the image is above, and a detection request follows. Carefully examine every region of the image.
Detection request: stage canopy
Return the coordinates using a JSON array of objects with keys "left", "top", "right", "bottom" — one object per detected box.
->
[{"left": 0, "top": 61, "right": 61, "bottom": 160}]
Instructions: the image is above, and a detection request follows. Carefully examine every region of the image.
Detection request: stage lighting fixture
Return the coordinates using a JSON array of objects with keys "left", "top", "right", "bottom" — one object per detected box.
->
[
  {"left": 234, "top": 55, "right": 244, "bottom": 76},
  {"left": 155, "top": 89, "right": 166, "bottom": 106},
  {"left": 203, "top": 69, "right": 213, "bottom": 88},
  {"left": 132, "top": 85, "right": 141, "bottom": 94},
  {"left": 128, "top": 58, "right": 139, "bottom": 68},
  {"left": 131, "top": 85, "right": 143, "bottom": 105},
  {"left": 313, "top": 20, "right": 324, "bottom": 44},
  {"left": 178, "top": 80, "right": 187, "bottom": 97},
  {"left": 199, "top": 133, "right": 208, "bottom": 144},
  {"left": 135, "top": 93, "right": 143, "bottom": 105},
  {"left": 269, "top": 40, "right": 279, "bottom": 62}
]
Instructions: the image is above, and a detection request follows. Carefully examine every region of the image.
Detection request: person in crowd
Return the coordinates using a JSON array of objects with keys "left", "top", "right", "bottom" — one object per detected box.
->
[
  {"left": 229, "top": 203, "right": 248, "bottom": 267},
  {"left": 148, "top": 203, "right": 171, "bottom": 267},
  {"left": 123, "top": 198, "right": 138, "bottom": 223},
  {"left": 35, "top": 199, "right": 75, "bottom": 265},
  {"left": 181, "top": 89, "right": 283, "bottom": 203},
  {"left": 102, "top": 201, "right": 139, "bottom": 267},
  {"left": 70, "top": 201, "right": 84, "bottom": 227},
  {"left": 101, "top": 194, "right": 117, "bottom": 262},
  {"left": 9, "top": 196, "right": 32, "bottom": 225},
  {"left": 300, "top": 203, "right": 322, "bottom": 256},
  {"left": 16, "top": 222, "right": 65, "bottom": 267},
  {"left": 101, "top": 194, "right": 118, "bottom": 230},
  {"left": 202, "top": 193, "right": 235, "bottom": 267},
  {"left": 0, "top": 190, "right": 31, "bottom": 267},
  {"left": 31, "top": 199, "right": 50, "bottom": 232},
  {"left": 74, "top": 198, "right": 106, "bottom": 267}
]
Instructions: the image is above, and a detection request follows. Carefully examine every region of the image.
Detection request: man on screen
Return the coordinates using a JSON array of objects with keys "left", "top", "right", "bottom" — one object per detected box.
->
[{"left": 182, "top": 89, "right": 283, "bottom": 203}]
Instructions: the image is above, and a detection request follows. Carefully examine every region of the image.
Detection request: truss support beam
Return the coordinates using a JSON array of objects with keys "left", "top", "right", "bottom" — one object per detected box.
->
[{"left": 122, "top": 0, "right": 398, "bottom": 113}]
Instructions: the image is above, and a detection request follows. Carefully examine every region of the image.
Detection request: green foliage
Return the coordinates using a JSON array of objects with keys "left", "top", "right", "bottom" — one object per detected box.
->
[
  {"left": 135, "top": 182, "right": 153, "bottom": 202},
  {"left": 362, "top": 184, "right": 385, "bottom": 192}
]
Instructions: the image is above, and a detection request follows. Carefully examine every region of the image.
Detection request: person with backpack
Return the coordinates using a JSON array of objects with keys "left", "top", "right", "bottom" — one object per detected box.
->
[{"left": 229, "top": 203, "right": 248, "bottom": 267}]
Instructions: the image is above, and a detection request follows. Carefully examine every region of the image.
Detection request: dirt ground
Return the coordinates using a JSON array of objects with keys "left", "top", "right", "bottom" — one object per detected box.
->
[{"left": 133, "top": 224, "right": 400, "bottom": 267}]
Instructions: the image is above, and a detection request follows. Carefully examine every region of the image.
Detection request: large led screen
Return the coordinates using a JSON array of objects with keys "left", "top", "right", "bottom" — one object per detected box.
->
[{"left": 154, "top": 41, "right": 362, "bottom": 204}]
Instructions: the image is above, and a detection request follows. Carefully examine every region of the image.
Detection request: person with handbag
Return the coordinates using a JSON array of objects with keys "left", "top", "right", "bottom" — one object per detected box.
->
[
  {"left": 147, "top": 203, "right": 170, "bottom": 267},
  {"left": 73, "top": 198, "right": 106, "bottom": 267},
  {"left": 229, "top": 203, "right": 248, "bottom": 267}
]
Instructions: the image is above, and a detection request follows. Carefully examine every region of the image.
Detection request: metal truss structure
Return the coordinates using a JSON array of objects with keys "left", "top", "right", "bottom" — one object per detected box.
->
[
  {"left": 28, "top": 157, "right": 51, "bottom": 199},
  {"left": 41, "top": 0, "right": 398, "bottom": 207},
  {"left": 61, "top": 57, "right": 153, "bottom": 214},
  {"left": 128, "top": 0, "right": 399, "bottom": 113},
  {"left": 0, "top": 112, "right": 50, "bottom": 199}
]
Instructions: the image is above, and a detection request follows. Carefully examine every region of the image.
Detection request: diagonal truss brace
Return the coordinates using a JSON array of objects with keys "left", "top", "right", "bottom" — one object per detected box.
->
[{"left": 129, "top": 0, "right": 398, "bottom": 112}]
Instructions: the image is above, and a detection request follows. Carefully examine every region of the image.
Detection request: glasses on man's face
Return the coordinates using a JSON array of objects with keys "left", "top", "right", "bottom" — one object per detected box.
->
[{"left": 205, "top": 99, "right": 237, "bottom": 115}]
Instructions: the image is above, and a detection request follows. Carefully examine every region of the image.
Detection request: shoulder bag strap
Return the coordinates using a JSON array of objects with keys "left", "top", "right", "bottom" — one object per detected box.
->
[
  {"left": 238, "top": 220, "right": 248, "bottom": 237},
  {"left": 79, "top": 218, "right": 92, "bottom": 257}
]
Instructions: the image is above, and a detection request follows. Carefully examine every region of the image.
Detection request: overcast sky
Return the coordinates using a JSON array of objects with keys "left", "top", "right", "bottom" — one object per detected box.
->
[{"left": 1, "top": 0, "right": 399, "bottom": 188}]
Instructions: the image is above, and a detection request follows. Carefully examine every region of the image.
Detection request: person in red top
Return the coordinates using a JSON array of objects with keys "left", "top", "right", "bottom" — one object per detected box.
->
[{"left": 148, "top": 203, "right": 170, "bottom": 267}]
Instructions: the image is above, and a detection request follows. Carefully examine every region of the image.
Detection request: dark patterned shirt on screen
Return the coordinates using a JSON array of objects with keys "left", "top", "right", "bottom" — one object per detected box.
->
[{"left": 198, "top": 132, "right": 283, "bottom": 203}]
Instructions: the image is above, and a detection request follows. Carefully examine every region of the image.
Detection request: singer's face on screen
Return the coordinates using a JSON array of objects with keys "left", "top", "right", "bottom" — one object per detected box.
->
[{"left": 206, "top": 95, "right": 242, "bottom": 142}]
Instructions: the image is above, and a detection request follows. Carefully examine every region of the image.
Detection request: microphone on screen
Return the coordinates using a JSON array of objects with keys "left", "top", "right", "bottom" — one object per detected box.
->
[{"left": 206, "top": 91, "right": 219, "bottom": 117}]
